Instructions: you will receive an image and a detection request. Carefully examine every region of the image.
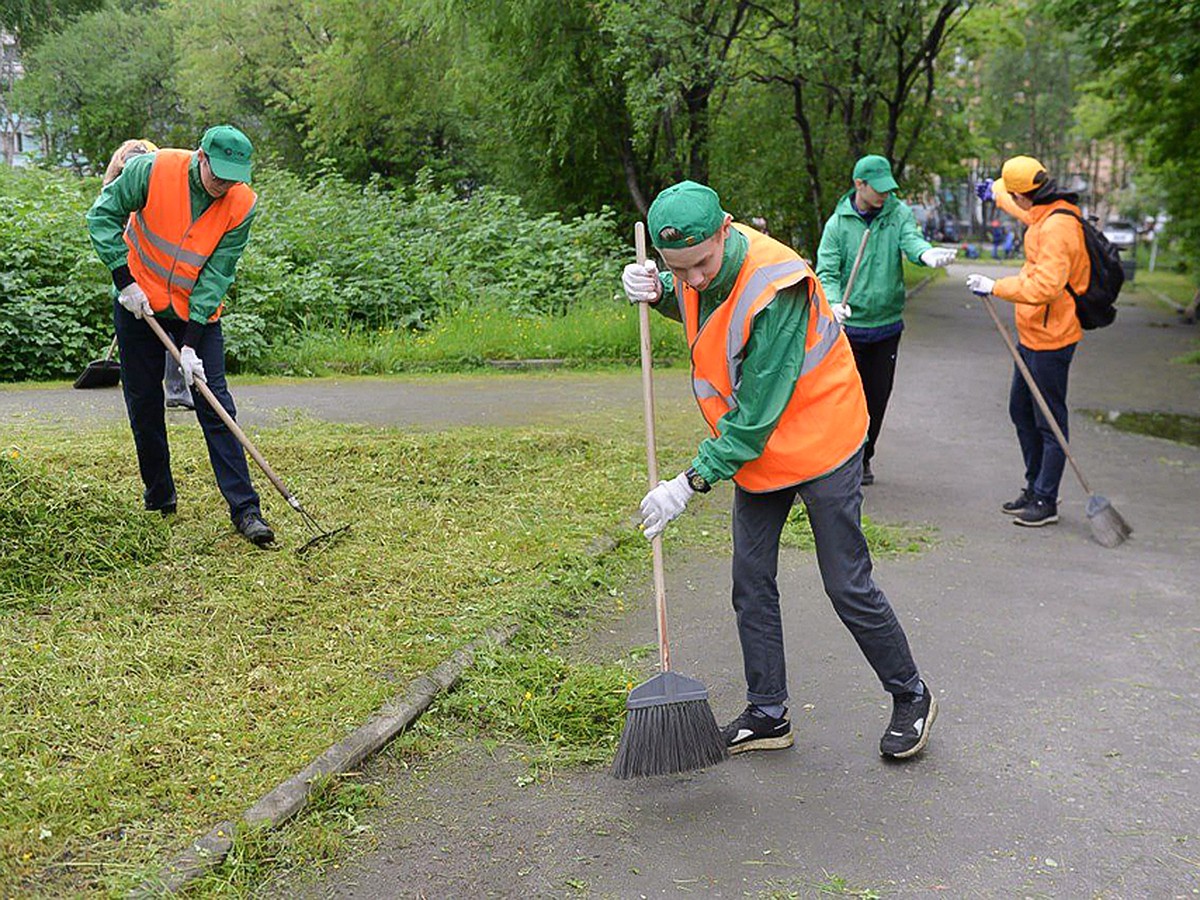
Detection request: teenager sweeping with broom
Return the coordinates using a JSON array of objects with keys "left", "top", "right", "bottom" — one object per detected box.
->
[
  {"left": 968, "top": 157, "right": 1090, "bottom": 529},
  {"left": 621, "top": 181, "right": 939, "bottom": 760}
]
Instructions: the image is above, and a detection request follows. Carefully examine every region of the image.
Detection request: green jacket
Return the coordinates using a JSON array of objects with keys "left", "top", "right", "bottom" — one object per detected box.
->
[
  {"left": 86, "top": 151, "right": 256, "bottom": 328},
  {"left": 653, "top": 227, "right": 810, "bottom": 486},
  {"left": 815, "top": 190, "right": 931, "bottom": 329}
]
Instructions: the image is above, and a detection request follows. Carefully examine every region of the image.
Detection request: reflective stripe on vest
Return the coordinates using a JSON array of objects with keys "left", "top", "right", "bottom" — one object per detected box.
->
[
  {"left": 681, "top": 223, "right": 868, "bottom": 491},
  {"left": 124, "top": 220, "right": 198, "bottom": 292},
  {"left": 123, "top": 148, "right": 255, "bottom": 322}
]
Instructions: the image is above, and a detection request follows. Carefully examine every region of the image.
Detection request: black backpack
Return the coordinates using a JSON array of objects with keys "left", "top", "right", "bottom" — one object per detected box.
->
[{"left": 1049, "top": 208, "right": 1123, "bottom": 329}]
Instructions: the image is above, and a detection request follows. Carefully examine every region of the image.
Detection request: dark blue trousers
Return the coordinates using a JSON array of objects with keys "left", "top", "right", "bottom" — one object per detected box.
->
[
  {"left": 1009, "top": 342, "right": 1077, "bottom": 503},
  {"left": 113, "top": 301, "right": 261, "bottom": 520}
]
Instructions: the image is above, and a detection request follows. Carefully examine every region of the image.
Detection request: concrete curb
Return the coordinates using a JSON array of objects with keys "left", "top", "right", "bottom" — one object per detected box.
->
[
  {"left": 133, "top": 622, "right": 519, "bottom": 897},
  {"left": 905, "top": 273, "right": 937, "bottom": 299}
]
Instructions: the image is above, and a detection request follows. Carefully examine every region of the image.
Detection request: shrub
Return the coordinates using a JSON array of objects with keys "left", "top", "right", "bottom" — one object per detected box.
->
[{"left": 0, "top": 165, "right": 626, "bottom": 381}]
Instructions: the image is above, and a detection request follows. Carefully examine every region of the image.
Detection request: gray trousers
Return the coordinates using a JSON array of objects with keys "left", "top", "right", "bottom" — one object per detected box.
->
[{"left": 731, "top": 448, "right": 921, "bottom": 705}]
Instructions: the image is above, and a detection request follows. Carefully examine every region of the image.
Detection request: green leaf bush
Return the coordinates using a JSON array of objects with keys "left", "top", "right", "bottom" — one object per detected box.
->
[{"left": 0, "top": 166, "right": 625, "bottom": 381}]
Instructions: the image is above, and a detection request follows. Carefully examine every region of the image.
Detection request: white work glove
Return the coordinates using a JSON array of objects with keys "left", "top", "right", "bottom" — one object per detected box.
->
[
  {"left": 965, "top": 274, "right": 996, "bottom": 296},
  {"left": 920, "top": 247, "right": 957, "bottom": 268},
  {"left": 118, "top": 282, "right": 153, "bottom": 319},
  {"left": 622, "top": 260, "right": 663, "bottom": 304},
  {"left": 639, "top": 471, "right": 694, "bottom": 540},
  {"left": 830, "top": 302, "right": 852, "bottom": 325},
  {"left": 178, "top": 346, "right": 206, "bottom": 386}
]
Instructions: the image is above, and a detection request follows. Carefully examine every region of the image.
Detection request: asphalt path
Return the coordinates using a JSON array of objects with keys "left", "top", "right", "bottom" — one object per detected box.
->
[{"left": 5, "top": 267, "right": 1199, "bottom": 897}]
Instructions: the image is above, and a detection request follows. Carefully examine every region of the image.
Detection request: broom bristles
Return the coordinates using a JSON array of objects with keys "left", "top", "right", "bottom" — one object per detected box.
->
[
  {"left": 1087, "top": 494, "right": 1132, "bottom": 549},
  {"left": 611, "top": 699, "right": 728, "bottom": 779}
]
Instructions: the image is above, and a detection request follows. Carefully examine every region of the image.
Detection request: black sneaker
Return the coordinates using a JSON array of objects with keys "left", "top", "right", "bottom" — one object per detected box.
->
[
  {"left": 1001, "top": 487, "right": 1034, "bottom": 515},
  {"left": 879, "top": 686, "right": 937, "bottom": 759},
  {"left": 236, "top": 510, "right": 275, "bottom": 547},
  {"left": 861, "top": 460, "right": 875, "bottom": 486},
  {"left": 1013, "top": 497, "right": 1058, "bottom": 527},
  {"left": 722, "top": 705, "right": 793, "bottom": 755},
  {"left": 159, "top": 503, "right": 177, "bottom": 519}
]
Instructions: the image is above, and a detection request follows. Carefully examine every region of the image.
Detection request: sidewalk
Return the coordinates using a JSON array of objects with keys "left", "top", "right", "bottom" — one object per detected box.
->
[{"left": 267, "top": 267, "right": 1200, "bottom": 898}]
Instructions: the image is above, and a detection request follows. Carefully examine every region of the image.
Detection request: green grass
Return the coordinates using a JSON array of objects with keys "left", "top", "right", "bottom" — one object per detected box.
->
[
  {"left": 261, "top": 299, "right": 690, "bottom": 377},
  {"left": 1129, "top": 269, "right": 1198, "bottom": 312},
  {"left": 903, "top": 259, "right": 946, "bottom": 290},
  {"left": 1084, "top": 409, "right": 1200, "bottom": 447},
  {"left": 782, "top": 505, "right": 937, "bottom": 556},
  {"left": 0, "top": 419, "right": 663, "bottom": 897}
]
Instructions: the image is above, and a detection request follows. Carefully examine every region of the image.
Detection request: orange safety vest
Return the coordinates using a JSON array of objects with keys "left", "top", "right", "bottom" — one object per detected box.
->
[
  {"left": 677, "top": 224, "right": 868, "bottom": 492},
  {"left": 123, "top": 149, "right": 256, "bottom": 322}
]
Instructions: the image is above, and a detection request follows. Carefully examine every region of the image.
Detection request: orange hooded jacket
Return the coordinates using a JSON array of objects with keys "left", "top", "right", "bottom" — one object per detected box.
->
[{"left": 992, "top": 183, "right": 1088, "bottom": 350}]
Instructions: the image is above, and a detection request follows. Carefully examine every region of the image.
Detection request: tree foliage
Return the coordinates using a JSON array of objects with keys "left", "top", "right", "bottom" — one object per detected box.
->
[
  {"left": 1047, "top": 0, "right": 1200, "bottom": 270},
  {"left": 13, "top": 3, "right": 183, "bottom": 168}
]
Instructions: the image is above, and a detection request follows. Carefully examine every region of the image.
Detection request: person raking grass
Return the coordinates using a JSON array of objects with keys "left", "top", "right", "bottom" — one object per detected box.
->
[
  {"left": 86, "top": 125, "right": 275, "bottom": 547},
  {"left": 622, "top": 181, "right": 940, "bottom": 760}
]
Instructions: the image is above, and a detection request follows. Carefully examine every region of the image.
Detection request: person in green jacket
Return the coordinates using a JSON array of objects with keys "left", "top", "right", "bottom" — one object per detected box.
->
[
  {"left": 86, "top": 125, "right": 274, "bottom": 547},
  {"left": 816, "top": 155, "right": 957, "bottom": 485},
  {"left": 621, "top": 181, "right": 938, "bottom": 762}
]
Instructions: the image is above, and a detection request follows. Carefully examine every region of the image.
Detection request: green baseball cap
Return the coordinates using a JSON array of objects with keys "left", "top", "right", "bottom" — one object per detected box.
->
[
  {"left": 200, "top": 125, "right": 253, "bottom": 183},
  {"left": 852, "top": 154, "right": 898, "bottom": 193},
  {"left": 647, "top": 180, "right": 728, "bottom": 249}
]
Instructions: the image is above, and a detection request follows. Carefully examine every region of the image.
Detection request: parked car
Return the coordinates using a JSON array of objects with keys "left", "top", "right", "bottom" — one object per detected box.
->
[{"left": 1102, "top": 220, "right": 1138, "bottom": 250}]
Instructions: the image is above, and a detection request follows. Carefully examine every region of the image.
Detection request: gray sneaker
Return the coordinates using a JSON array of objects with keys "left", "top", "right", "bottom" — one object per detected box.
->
[
  {"left": 236, "top": 510, "right": 275, "bottom": 547},
  {"left": 1001, "top": 487, "right": 1034, "bottom": 515},
  {"left": 1014, "top": 497, "right": 1058, "bottom": 527}
]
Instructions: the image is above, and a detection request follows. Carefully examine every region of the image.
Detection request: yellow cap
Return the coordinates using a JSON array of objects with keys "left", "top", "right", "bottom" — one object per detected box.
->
[{"left": 998, "top": 155, "right": 1048, "bottom": 195}]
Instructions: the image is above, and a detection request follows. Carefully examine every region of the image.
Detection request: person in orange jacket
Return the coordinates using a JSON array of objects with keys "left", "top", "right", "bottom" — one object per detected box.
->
[{"left": 967, "top": 156, "right": 1090, "bottom": 527}]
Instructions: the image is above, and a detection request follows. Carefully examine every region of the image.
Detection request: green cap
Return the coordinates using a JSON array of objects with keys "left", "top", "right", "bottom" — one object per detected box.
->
[
  {"left": 647, "top": 181, "right": 727, "bottom": 249},
  {"left": 852, "top": 154, "right": 898, "bottom": 193},
  {"left": 200, "top": 125, "right": 253, "bottom": 183}
]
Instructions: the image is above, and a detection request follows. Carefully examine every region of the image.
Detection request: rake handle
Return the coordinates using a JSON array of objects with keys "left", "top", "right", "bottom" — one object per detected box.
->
[
  {"left": 143, "top": 314, "right": 301, "bottom": 510},
  {"left": 635, "top": 222, "right": 671, "bottom": 674},
  {"left": 979, "top": 293, "right": 1093, "bottom": 495}
]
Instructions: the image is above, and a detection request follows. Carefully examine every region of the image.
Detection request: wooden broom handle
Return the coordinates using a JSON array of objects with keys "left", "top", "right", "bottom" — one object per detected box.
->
[
  {"left": 980, "top": 293, "right": 1093, "bottom": 495},
  {"left": 144, "top": 314, "right": 301, "bottom": 510},
  {"left": 635, "top": 222, "right": 671, "bottom": 673},
  {"left": 841, "top": 227, "right": 871, "bottom": 307}
]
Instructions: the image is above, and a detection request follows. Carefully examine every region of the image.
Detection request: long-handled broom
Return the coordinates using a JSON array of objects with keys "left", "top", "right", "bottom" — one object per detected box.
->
[
  {"left": 611, "top": 222, "right": 728, "bottom": 779},
  {"left": 143, "top": 315, "right": 349, "bottom": 554},
  {"left": 978, "top": 291, "right": 1132, "bottom": 548}
]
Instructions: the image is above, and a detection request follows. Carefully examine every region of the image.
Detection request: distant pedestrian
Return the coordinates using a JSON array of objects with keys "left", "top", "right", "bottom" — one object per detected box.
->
[
  {"left": 968, "top": 155, "right": 1089, "bottom": 528},
  {"left": 990, "top": 220, "right": 1005, "bottom": 260},
  {"left": 815, "top": 155, "right": 957, "bottom": 486},
  {"left": 87, "top": 125, "right": 274, "bottom": 546},
  {"left": 621, "top": 180, "right": 939, "bottom": 761},
  {"left": 101, "top": 139, "right": 194, "bottom": 412}
]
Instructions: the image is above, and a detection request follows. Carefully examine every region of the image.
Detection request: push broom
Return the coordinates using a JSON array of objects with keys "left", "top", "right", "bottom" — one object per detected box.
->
[
  {"left": 611, "top": 222, "right": 728, "bottom": 779},
  {"left": 977, "top": 290, "right": 1132, "bottom": 548}
]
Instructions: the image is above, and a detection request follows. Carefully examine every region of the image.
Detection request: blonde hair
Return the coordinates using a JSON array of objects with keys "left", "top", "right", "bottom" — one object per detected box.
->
[{"left": 103, "top": 139, "right": 159, "bottom": 186}]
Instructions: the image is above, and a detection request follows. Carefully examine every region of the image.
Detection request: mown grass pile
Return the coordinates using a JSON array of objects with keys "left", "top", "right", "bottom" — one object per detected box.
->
[
  {"left": 0, "top": 449, "right": 169, "bottom": 604},
  {"left": 0, "top": 419, "right": 655, "bottom": 896}
]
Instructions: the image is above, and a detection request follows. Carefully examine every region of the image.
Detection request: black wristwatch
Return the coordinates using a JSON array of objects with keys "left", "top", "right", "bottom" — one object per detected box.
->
[{"left": 685, "top": 467, "right": 711, "bottom": 493}]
